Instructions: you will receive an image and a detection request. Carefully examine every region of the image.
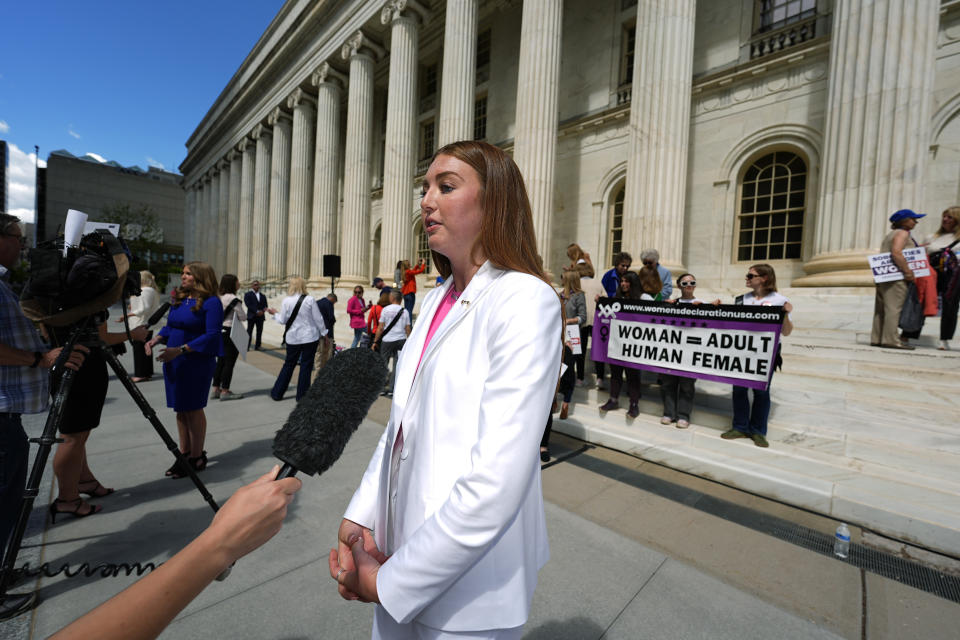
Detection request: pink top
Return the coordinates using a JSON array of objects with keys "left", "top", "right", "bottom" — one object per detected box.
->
[{"left": 347, "top": 296, "right": 367, "bottom": 329}]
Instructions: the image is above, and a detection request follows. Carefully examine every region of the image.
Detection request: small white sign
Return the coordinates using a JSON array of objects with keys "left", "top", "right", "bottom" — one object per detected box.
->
[
  {"left": 868, "top": 247, "right": 930, "bottom": 283},
  {"left": 565, "top": 324, "right": 582, "bottom": 355}
]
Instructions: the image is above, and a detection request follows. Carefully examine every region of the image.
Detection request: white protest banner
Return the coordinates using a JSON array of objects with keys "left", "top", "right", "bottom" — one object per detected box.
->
[
  {"left": 564, "top": 324, "right": 582, "bottom": 354},
  {"left": 868, "top": 247, "right": 930, "bottom": 283},
  {"left": 591, "top": 299, "right": 785, "bottom": 390}
]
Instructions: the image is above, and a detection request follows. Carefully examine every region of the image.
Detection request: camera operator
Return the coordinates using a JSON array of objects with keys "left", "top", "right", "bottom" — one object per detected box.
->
[{"left": 0, "top": 213, "right": 87, "bottom": 615}]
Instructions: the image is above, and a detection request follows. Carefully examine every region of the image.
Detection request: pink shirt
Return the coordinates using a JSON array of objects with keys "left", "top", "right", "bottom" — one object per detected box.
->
[{"left": 347, "top": 296, "right": 366, "bottom": 329}]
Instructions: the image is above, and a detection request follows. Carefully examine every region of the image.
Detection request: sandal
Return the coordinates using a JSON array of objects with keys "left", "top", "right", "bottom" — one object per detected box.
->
[
  {"left": 171, "top": 451, "right": 208, "bottom": 479},
  {"left": 78, "top": 480, "right": 115, "bottom": 498},
  {"left": 165, "top": 453, "right": 189, "bottom": 477},
  {"left": 49, "top": 498, "right": 102, "bottom": 523}
]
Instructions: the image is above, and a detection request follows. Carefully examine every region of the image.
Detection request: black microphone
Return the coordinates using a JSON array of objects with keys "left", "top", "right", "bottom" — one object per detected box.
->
[
  {"left": 272, "top": 347, "right": 389, "bottom": 479},
  {"left": 146, "top": 301, "right": 171, "bottom": 328}
]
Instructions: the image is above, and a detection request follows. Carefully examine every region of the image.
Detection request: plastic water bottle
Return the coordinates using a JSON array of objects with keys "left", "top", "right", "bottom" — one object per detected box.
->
[{"left": 834, "top": 523, "right": 850, "bottom": 559}]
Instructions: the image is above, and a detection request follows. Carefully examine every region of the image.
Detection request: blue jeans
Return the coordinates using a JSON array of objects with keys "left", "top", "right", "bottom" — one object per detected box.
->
[
  {"left": 0, "top": 414, "right": 29, "bottom": 556},
  {"left": 403, "top": 293, "right": 415, "bottom": 320},
  {"left": 350, "top": 327, "right": 364, "bottom": 349},
  {"left": 731, "top": 370, "right": 775, "bottom": 436},
  {"left": 271, "top": 340, "right": 319, "bottom": 402}
]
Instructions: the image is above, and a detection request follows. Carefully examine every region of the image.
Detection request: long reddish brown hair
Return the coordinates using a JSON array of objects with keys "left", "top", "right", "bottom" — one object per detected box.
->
[
  {"left": 427, "top": 140, "right": 548, "bottom": 284},
  {"left": 174, "top": 261, "right": 218, "bottom": 312}
]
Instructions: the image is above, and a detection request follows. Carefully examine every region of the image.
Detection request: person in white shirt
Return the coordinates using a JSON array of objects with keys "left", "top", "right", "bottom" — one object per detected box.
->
[
  {"left": 660, "top": 273, "right": 705, "bottom": 429},
  {"left": 211, "top": 274, "right": 246, "bottom": 401},
  {"left": 371, "top": 290, "right": 411, "bottom": 396},
  {"left": 268, "top": 277, "right": 327, "bottom": 402},
  {"left": 120, "top": 270, "right": 162, "bottom": 382},
  {"left": 720, "top": 264, "right": 793, "bottom": 448}
]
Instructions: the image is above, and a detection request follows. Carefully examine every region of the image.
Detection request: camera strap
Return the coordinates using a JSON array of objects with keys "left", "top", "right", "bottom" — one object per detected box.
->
[{"left": 281, "top": 295, "right": 307, "bottom": 346}]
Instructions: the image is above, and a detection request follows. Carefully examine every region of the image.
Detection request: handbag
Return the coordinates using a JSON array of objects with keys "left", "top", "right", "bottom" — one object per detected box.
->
[
  {"left": 373, "top": 308, "right": 403, "bottom": 353},
  {"left": 898, "top": 282, "right": 923, "bottom": 333},
  {"left": 281, "top": 295, "right": 306, "bottom": 347}
]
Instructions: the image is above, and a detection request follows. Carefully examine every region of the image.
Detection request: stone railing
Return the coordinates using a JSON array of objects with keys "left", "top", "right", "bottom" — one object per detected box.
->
[
  {"left": 616, "top": 82, "right": 632, "bottom": 105},
  {"left": 750, "top": 14, "right": 819, "bottom": 59},
  {"left": 416, "top": 157, "right": 432, "bottom": 175}
]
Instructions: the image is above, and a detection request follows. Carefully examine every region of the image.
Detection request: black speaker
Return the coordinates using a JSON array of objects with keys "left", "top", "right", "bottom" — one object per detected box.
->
[{"left": 322, "top": 254, "right": 341, "bottom": 278}]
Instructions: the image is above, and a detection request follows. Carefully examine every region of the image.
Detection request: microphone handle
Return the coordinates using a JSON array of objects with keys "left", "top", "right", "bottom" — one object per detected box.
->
[{"left": 275, "top": 463, "right": 299, "bottom": 480}]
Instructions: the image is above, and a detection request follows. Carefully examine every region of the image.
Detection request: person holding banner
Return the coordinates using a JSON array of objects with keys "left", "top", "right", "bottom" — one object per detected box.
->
[
  {"left": 660, "top": 274, "right": 704, "bottom": 428},
  {"left": 870, "top": 209, "right": 923, "bottom": 350},
  {"left": 720, "top": 264, "right": 793, "bottom": 448},
  {"left": 210, "top": 274, "right": 246, "bottom": 401},
  {"left": 599, "top": 271, "right": 645, "bottom": 419}
]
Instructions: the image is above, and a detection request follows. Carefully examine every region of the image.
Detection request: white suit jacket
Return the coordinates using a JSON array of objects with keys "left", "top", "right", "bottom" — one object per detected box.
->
[{"left": 344, "top": 261, "right": 562, "bottom": 631}]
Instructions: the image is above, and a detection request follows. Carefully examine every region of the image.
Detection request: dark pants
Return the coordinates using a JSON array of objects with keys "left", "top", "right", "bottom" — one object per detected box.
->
[
  {"left": 608, "top": 364, "right": 641, "bottom": 404},
  {"left": 247, "top": 316, "right": 265, "bottom": 349},
  {"left": 575, "top": 325, "right": 591, "bottom": 381},
  {"left": 942, "top": 288, "right": 960, "bottom": 340},
  {"left": 381, "top": 339, "right": 406, "bottom": 392},
  {"left": 541, "top": 412, "right": 552, "bottom": 449},
  {"left": 271, "top": 340, "right": 319, "bottom": 402},
  {"left": 0, "top": 414, "right": 29, "bottom": 558},
  {"left": 131, "top": 330, "right": 154, "bottom": 378},
  {"left": 732, "top": 370, "right": 776, "bottom": 436},
  {"left": 661, "top": 374, "right": 696, "bottom": 421},
  {"left": 403, "top": 293, "right": 415, "bottom": 320},
  {"left": 213, "top": 329, "right": 240, "bottom": 390}
]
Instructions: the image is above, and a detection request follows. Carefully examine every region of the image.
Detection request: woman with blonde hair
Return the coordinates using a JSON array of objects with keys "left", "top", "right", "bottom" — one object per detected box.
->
[
  {"left": 564, "top": 243, "right": 594, "bottom": 278},
  {"left": 561, "top": 269, "right": 587, "bottom": 389},
  {"left": 331, "top": 140, "right": 561, "bottom": 638},
  {"left": 920, "top": 206, "right": 960, "bottom": 349},
  {"left": 121, "top": 270, "right": 162, "bottom": 382},
  {"left": 145, "top": 262, "right": 223, "bottom": 478},
  {"left": 269, "top": 276, "right": 327, "bottom": 402}
]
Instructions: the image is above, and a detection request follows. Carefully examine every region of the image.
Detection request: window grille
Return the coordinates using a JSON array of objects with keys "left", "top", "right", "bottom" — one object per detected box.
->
[{"left": 737, "top": 151, "right": 806, "bottom": 261}]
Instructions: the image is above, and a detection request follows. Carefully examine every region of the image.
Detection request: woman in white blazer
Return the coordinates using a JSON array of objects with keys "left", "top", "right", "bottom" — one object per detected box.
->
[{"left": 330, "top": 141, "right": 562, "bottom": 639}]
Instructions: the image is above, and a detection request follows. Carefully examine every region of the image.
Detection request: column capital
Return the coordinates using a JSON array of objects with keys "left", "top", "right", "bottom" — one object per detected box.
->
[
  {"left": 226, "top": 149, "right": 240, "bottom": 163},
  {"left": 287, "top": 87, "right": 317, "bottom": 111},
  {"left": 381, "top": 0, "right": 432, "bottom": 26},
  {"left": 236, "top": 136, "right": 252, "bottom": 153},
  {"left": 312, "top": 61, "right": 348, "bottom": 88},
  {"left": 341, "top": 30, "right": 385, "bottom": 62},
  {"left": 251, "top": 122, "right": 271, "bottom": 141},
  {"left": 217, "top": 158, "right": 231, "bottom": 172},
  {"left": 267, "top": 105, "right": 292, "bottom": 127}
]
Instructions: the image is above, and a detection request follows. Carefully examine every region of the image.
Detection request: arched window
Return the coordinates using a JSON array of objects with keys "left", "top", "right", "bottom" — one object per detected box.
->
[
  {"left": 737, "top": 151, "right": 806, "bottom": 261},
  {"left": 607, "top": 185, "right": 625, "bottom": 260},
  {"left": 415, "top": 220, "right": 432, "bottom": 271}
]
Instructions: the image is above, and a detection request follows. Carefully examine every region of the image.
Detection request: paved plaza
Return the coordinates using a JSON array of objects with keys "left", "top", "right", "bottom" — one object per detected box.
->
[{"left": 1, "top": 346, "right": 958, "bottom": 639}]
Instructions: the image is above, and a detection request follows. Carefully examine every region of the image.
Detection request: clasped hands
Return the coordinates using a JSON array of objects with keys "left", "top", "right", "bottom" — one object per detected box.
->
[{"left": 328, "top": 518, "right": 387, "bottom": 603}]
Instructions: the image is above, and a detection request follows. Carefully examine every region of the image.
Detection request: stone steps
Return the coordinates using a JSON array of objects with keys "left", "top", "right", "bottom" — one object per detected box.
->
[{"left": 556, "top": 288, "right": 960, "bottom": 556}]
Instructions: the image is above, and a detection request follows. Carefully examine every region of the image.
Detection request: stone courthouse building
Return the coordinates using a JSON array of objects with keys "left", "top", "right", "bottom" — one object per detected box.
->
[{"left": 180, "top": 0, "right": 959, "bottom": 291}]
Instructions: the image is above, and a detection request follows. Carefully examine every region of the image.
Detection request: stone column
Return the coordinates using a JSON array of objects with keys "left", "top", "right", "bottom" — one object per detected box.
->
[
  {"left": 208, "top": 169, "right": 221, "bottom": 270},
  {"left": 796, "top": 0, "right": 939, "bottom": 286},
  {"left": 287, "top": 89, "right": 316, "bottom": 279},
  {"left": 198, "top": 176, "right": 211, "bottom": 262},
  {"left": 379, "top": 0, "right": 430, "bottom": 280},
  {"left": 251, "top": 123, "right": 273, "bottom": 281},
  {"left": 267, "top": 106, "right": 293, "bottom": 283},
  {"left": 227, "top": 150, "right": 242, "bottom": 275},
  {"left": 437, "top": 0, "right": 477, "bottom": 146},
  {"left": 513, "top": 0, "right": 563, "bottom": 270},
  {"left": 309, "top": 62, "right": 347, "bottom": 284},
  {"left": 237, "top": 137, "right": 256, "bottom": 281},
  {"left": 217, "top": 159, "right": 231, "bottom": 274},
  {"left": 621, "top": 0, "right": 695, "bottom": 275},
  {"left": 183, "top": 184, "right": 196, "bottom": 263},
  {"left": 340, "top": 31, "right": 384, "bottom": 284}
]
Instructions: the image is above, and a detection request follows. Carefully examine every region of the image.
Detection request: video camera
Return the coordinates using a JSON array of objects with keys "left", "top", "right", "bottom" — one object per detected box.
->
[{"left": 19, "top": 229, "right": 141, "bottom": 328}]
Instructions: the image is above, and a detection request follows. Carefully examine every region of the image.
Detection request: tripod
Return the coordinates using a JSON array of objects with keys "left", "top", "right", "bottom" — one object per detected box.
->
[{"left": 0, "top": 315, "right": 223, "bottom": 620}]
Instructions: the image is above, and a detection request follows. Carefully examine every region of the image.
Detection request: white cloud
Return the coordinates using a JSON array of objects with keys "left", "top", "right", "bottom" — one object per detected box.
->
[
  {"left": 5, "top": 143, "right": 42, "bottom": 223},
  {"left": 68, "top": 126, "right": 81, "bottom": 139},
  {"left": 86, "top": 152, "right": 107, "bottom": 163},
  {"left": 0, "top": 120, "right": 9, "bottom": 134},
  {"left": 146, "top": 156, "right": 165, "bottom": 170}
]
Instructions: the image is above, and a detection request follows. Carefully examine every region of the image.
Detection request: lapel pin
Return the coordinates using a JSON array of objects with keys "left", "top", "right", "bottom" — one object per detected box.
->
[{"left": 461, "top": 299, "right": 470, "bottom": 306}]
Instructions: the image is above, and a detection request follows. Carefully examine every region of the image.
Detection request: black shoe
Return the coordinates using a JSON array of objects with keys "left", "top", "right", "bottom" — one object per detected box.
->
[
  {"left": 540, "top": 449, "right": 550, "bottom": 462},
  {"left": 0, "top": 592, "right": 38, "bottom": 621}
]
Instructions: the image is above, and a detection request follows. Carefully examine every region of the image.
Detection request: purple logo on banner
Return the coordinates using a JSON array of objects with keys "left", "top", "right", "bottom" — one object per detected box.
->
[{"left": 590, "top": 298, "right": 785, "bottom": 390}]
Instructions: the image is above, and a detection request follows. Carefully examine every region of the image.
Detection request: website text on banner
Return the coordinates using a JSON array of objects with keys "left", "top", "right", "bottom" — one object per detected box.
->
[
  {"left": 868, "top": 246, "right": 931, "bottom": 283},
  {"left": 590, "top": 299, "right": 786, "bottom": 391}
]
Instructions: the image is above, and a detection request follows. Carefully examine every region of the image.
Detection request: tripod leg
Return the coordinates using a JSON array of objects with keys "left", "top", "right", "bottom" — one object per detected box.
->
[
  {"left": 100, "top": 347, "right": 222, "bottom": 515},
  {"left": 0, "top": 367, "right": 74, "bottom": 607}
]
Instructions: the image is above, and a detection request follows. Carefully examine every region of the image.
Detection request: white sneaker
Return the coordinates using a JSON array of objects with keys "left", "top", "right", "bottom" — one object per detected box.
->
[
  {"left": 676, "top": 419, "right": 690, "bottom": 429},
  {"left": 939, "top": 340, "right": 950, "bottom": 351},
  {"left": 660, "top": 416, "right": 673, "bottom": 425}
]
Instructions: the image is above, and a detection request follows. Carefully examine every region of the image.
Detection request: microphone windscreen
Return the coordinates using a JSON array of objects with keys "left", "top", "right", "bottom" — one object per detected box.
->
[
  {"left": 147, "top": 301, "right": 171, "bottom": 328},
  {"left": 272, "top": 347, "right": 389, "bottom": 476}
]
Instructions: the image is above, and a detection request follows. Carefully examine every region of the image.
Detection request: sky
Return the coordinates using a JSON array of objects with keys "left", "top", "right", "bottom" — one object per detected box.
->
[{"left": 0, "top": 1, "right": 286, "bottom": 223}]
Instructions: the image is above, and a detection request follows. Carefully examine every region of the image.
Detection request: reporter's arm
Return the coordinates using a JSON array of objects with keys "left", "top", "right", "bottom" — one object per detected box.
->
[{"left": 51, "top": 466, "right": 301, "bottom": 640}]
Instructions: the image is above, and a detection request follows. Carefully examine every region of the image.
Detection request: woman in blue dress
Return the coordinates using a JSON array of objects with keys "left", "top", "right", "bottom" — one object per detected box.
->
[{"left": 146, "top": 262, "right": 223, "bottom": 478}]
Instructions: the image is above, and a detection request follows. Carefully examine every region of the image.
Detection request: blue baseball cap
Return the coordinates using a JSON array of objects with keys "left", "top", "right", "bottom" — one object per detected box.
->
[{"left": 889, "top": 209, "right": 926, "bottom": 223}]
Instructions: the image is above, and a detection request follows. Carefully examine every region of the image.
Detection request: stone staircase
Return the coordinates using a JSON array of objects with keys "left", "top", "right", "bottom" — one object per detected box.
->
[{"left": 554, "top": 289, "right": 960, "bottom": 558}]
